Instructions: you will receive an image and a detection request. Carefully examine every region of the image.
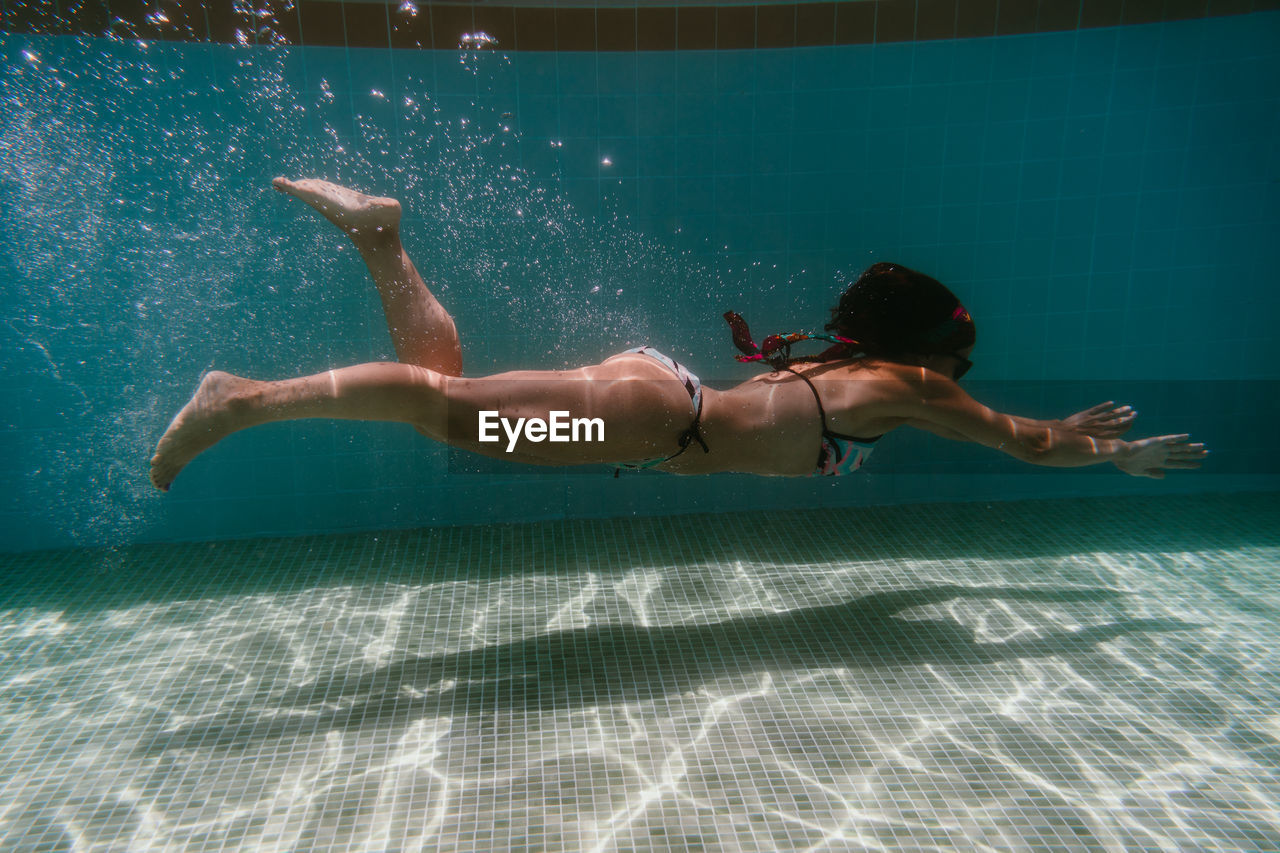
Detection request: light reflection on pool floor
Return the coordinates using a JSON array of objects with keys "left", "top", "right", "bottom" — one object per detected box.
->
[{"left": 2, "top": 493, "right": 1279, "bottom": 851}]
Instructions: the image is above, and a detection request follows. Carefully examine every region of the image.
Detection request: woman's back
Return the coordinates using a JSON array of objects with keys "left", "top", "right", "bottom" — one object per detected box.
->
[{"left": 662, "top": 360, "right": 915, "bottom": 476}]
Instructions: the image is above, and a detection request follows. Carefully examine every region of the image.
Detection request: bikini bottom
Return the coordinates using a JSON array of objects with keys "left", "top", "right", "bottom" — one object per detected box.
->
[{"left": 613, "top": 345, "right": 707, "bottom": 474}]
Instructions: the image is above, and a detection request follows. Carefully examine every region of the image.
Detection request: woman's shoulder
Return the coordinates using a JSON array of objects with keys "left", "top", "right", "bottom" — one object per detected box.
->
[
  {"left": 792, "top": 359, "right": 959, "bottom": 413},
  {"left": 815, "top": 358, "right": 954, "bottom": 385},
  {"left": 783, "top": 357, "right": 896, "bottom": 380},
  {"left": 729, "top": 358, "right": 945, "bottom": 394}
]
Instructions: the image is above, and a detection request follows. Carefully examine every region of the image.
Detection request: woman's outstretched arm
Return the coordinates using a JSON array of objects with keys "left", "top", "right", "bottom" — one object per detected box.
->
[
  {"left": 892, "top": 374, "right": 1207, "bottom": 479},
  {"left": 916, "top": 402, "right": 1137, "bottom": 442}
]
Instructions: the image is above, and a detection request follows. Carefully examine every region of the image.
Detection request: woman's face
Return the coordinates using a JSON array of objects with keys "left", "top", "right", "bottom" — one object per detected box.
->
[
  {"left": 945, "top": 345, "right": 975, "bottom": 380},
  {"left": 922, "top": 345, "right": 974, "bottom": 381}
]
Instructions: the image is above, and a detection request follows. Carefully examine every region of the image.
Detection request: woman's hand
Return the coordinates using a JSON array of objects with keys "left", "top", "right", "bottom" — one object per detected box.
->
[
  {"left": 1062, "top": 401, "right": 1137, "bottom": 437},
  {"left": 1116, "top": 434, "right": 1208, "bottom": 478}
]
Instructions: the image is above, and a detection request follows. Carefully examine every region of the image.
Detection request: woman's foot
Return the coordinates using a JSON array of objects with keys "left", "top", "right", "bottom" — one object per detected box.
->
[
  {"left": 271, "top": 177, "right": 402, "bottom": 242},
  {"left": 150, "top": 371, "right": 256, "bottom": 491}
]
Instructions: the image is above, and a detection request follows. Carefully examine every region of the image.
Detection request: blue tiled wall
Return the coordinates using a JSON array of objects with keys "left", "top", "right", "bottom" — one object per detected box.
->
[{"left": 1, "top": 13, "right": 1277, "bottom": 551}]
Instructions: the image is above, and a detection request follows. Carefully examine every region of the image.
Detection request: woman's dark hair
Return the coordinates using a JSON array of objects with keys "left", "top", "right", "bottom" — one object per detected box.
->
[
  {"left": 825, "top": 262, "right": 975, "bottom": 360},
  {"left": 724, "top": 261, "right": 974, "bottom": 370}
]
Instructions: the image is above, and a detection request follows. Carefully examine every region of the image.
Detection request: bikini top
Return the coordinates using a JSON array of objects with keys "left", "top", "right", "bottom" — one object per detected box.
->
[
  {"left": 722, "top": 311, "right": 881, "bottom": 476},
  {"left": 783, "top": 367, "right": 882, "bottom": 477}
]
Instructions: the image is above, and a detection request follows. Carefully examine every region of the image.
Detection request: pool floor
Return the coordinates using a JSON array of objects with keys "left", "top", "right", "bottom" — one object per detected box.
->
[{"left": 2, "top": 493, "right": 1279, "bottom": 851}]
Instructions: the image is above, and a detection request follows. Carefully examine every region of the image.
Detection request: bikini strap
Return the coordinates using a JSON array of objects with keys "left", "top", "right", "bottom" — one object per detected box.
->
[
  {"left": 783, "top": 366, "right": 830, "bottom": 430},
  {"left": 677, "top": 422, "right": 710, "bottom": 455},
  {"left": 664, "top": 397, "right": 711, "bottom": 461},
  {"left": 785, "top": 366, "right": 886, "bottom": 448}
]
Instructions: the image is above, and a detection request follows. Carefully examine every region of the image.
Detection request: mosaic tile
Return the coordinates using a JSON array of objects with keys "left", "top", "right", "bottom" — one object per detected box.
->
[{"left": 2, "top": 493, "right": 1279, "bottom": 850}]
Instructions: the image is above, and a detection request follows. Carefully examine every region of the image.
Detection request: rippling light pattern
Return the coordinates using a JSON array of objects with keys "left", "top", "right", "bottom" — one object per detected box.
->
[{"left": 2, "top": 495, "right": 1279, "bottom": 850}]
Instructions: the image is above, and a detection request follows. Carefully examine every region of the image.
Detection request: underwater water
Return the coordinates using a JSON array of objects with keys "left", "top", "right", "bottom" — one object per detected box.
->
[
  {"left": 2, "top": 6, "right": 1280, "bottom": 852},
  {"left": 2, "top": 12, "right": 1278, "bottom": 550},
  {"left": 0, "top": 33, "right": 731, "bottom": 548},
  {"left": 3, "top": 494, "right": 1280, "bottom": 850}
]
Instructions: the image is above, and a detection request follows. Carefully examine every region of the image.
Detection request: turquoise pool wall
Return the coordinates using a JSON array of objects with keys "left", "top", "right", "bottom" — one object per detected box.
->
[{"left": 1, "top": 12, "right": 1278, "bottom": 551}]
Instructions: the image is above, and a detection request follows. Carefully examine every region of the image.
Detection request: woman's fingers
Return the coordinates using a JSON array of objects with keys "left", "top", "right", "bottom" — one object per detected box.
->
[
  {"left": 1157, "top": 437, "right": 1208, "bottom": 471},
  {"left": 1120, "top": 434, "right": 1206, "bottom": 478},
  {"left": 1081, "top": 403, "right": 1136, "bottom": 435},
  {"left": 1090, "top": 409, "right": 1136, "bottom": 436},
  {"left": 1098, "top": 411, "right": 1136, "bottom": 435},
  {"left": 1167, "top": 443, "right": 1208, "bottom": 464}
]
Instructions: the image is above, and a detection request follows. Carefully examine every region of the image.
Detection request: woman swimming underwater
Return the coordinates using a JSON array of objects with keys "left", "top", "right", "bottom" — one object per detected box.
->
[{"left": 149, "top": 178, "right": 1206, "bottom": 491}]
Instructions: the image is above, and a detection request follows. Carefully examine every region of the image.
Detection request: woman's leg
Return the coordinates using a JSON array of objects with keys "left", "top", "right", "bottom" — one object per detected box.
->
[
  {"left": 273, "top": 177, "right": 463, "bottom": 376},
  {"left": 149, "top": 356, "right": 697, "bottom": 491},
  {"left": 149, "top": 364, "right": 442, "bottom": 491}
]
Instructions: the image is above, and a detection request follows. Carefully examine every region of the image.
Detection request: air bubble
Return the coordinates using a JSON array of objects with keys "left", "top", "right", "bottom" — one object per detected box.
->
[
  {"left": 0, "top": 31, "right": 740, "bottom": 546},
  {"left": 459, "top": 32, "right": 497, "bottom": 50}
]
